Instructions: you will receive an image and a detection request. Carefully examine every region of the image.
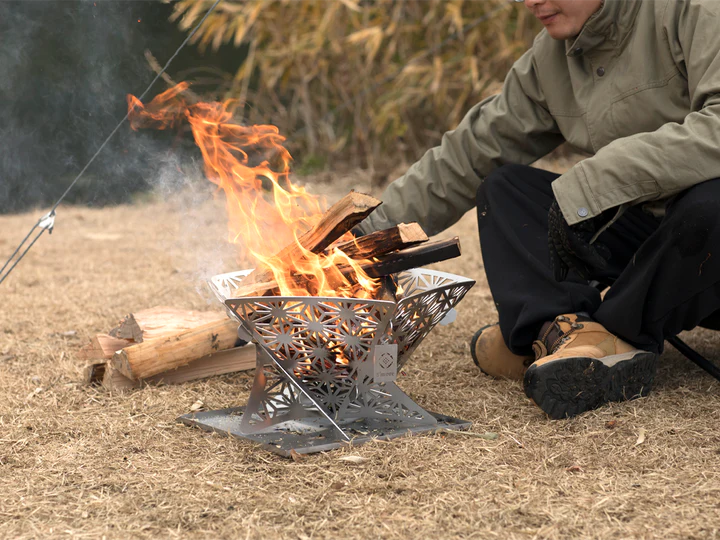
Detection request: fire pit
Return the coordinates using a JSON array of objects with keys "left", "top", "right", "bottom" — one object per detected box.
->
[{"left": 179, "top": 267, "right": 475, "bottom": 455}]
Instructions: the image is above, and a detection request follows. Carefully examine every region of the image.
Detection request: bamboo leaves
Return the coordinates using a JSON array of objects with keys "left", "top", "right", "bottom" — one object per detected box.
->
[{"left": 170, "top": 0, "right": 539, "bottom": 166}]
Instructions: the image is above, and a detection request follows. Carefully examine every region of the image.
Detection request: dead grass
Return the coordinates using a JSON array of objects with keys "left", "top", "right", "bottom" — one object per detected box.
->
[{"left": 1, "top": 168, "right": 719, "bottom": 539}]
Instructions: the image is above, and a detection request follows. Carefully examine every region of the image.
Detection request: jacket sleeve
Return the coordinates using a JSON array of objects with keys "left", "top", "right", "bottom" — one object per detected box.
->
[
  {"left": 553, "top": 0, "right": 720, "bottom": 225},
  {"left": 358, "top": 48, "right": 564, "bottom": 236}
]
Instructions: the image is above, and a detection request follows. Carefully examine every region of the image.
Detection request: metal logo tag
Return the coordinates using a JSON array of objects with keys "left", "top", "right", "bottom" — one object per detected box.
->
[{"left": 373, "top": 344, "right": 398, "bottom": 383}]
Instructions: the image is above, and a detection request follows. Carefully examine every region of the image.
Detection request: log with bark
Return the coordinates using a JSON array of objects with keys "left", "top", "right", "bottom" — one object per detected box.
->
[
  {"left": 111, "top": 317, "right": 245, "bottom": 381},
  {"left": 109, "top": 307, "right": 225, "bottom": 343},
  {"left": 80, "top": 307, "right": 254, "bottom": 388},
  {"left": 99, "top": 345, "right": 255, "bottom": 391},
  {"left": 325, "top": 222, "right": 428, "bottom": 259},
  {"left": 361, "top": 237, "right": 461, "bottom": 278}
]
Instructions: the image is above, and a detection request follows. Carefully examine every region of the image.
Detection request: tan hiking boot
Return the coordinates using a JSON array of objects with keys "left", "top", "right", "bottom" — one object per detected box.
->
[
  {"left": 470, "top": 324, "right": 534, "bottom": 380},
  {"left": 523, "top": 314, "right": 657, "bottom": 419}
]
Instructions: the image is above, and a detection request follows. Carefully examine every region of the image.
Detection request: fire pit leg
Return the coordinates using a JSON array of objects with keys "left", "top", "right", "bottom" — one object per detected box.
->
[{"left": 239, "top": 347, "right": 350, "bottom": 441}]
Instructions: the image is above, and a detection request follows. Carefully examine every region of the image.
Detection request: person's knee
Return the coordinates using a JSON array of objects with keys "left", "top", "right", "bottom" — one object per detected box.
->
[
  {"left": 668, "top": 185, "right": 720, "bottom": 257},
  {"left": 476, "top": 164, "right": 526, "bottom": 206}
]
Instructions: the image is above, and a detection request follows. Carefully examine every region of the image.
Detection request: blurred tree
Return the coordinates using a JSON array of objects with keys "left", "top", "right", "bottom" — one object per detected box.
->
[{"left": 171, "top": 0, "right": 539, "bottom": 169}]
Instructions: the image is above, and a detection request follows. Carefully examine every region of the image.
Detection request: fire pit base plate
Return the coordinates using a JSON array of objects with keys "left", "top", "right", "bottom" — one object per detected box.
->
[{"left": 178, "top": 407, "right": 472, "bottom": 457}]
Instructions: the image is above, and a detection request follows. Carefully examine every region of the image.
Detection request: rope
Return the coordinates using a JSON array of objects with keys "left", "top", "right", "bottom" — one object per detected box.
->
[{"left": 0, "top": 0, "right": 223, "bottom": 287}]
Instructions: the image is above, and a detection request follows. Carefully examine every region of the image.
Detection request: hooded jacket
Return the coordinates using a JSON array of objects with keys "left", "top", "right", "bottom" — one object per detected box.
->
[{"left": 359, "top": 0, "right": 720, "bottom": 235}]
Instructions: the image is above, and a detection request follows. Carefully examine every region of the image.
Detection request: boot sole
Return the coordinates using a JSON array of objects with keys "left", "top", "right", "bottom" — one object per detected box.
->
[{"left": 523, "top": 351, "right": 657, "bottom": 419}]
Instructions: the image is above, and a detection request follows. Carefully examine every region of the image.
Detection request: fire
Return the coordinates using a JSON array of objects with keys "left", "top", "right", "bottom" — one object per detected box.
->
[{"left": 128, "top": 83, "right": 378, "bottom": 298}]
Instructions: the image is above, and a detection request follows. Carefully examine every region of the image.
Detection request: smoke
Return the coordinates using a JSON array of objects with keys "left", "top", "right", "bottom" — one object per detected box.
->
[
  {"left": 149, "top": 155, "right": 240, "bottom": 304},
  {"left": 0, "top": 2, "right": 257, "bottom": 301},
  {"left": 0, "top": 1, "right": 185, "bottom": 214}
]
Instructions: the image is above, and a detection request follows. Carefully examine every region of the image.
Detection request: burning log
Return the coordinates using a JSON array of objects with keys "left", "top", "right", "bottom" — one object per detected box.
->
[
  {"left": 361, "top": 237, "right": 462, "bottom": 278},
  {"left": 325, "top": 222, "right": 428, "bottom": 259},
  {"left": 242, "top": 190, "right": 381, "bottom": 288},
  {"left": 230, "top": 237, "right": 462, "bottom": 298},
  {"left": 111, "top": 318, "right": 244, "bottom": 381},
  {"left": 128, "top": 87, "right": 463, "bottom": 302}
]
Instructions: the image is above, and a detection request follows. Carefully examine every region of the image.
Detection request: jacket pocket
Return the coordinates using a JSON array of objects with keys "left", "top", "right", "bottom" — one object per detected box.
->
[{"left": 610, "top": 70, "right": 689, "bottom": 140}]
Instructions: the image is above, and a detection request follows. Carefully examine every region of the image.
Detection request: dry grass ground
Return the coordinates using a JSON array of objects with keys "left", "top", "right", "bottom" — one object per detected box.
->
[{"left": 1, "top": 167, "right": 719, "bottom": 539}]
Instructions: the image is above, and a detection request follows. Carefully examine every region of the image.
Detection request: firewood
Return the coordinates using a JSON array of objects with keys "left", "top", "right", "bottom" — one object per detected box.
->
[
  {"left": 101, "top": 345, "right": 256, "bottom": 390},
  {"left": 109, "top": 307, "right": 226, "bottom": 343},
  {"left": 85, "top": 361, "right": 108, "bottom": 385},
  {"left": 326, "top": 222, "right": 428, "bottom": 260},
  {"left": 242, "top": 191, "right": 381, "bottom": 291},
  {"left": 78, "top": 334, "right": 133, "bottom": 362},
  {"left": 229, "top": 237, "right": 462, "bottom": 298},
  {"left": 111, "top": 318, "right": 243, "bottom": 380},
  {"left": 375, "top": 276, "right": 399, "bottom": 302},
  {"left": 361, "top": 237, "right": 462, "bottom": 278}
]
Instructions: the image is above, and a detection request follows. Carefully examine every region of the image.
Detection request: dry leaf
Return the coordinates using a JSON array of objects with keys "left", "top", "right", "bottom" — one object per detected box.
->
[
  {"left": 190, "top": 400, "right": 205, "bottom": 412},
  {"left": 605, "top": 420, "right": 618, "bottom": 429},
  {"left": 339, "top": 455, "right": 368, "bottom": 464},
  {"left": 635, "top": 428, "right": 647, "bottom": 446},
  {"left": 330, "top": 482, "right": 346, "bottom": 490},
  {"left": 566, "top": 465, "right": 583, "bottom": 473},
  {"left": 289, "top": 449, "right": 305, "bottom": 462}
]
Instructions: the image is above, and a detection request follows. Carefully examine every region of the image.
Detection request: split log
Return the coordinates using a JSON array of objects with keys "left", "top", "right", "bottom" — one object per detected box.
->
[
  {"left": 242, "top": 191, "right": 381, "bottom": 290},
  {"left": 101, "top": 345, "right": 256, "bottom": 390},
  {"left": 109, "top": 307, "right": 226, "bottom": 343},
  {"left": 326, "top": 222, "right": 428, "bottom": 260},
  {"left": 362, "top": 237, "right": 461, "bottom": 278},
  {"left": 111, "top": 318, "right": 244, "bottom": 380},
  {"left": 230, "top": 237, "right": 462, "bottom": 298},
  {"left": 78, "top": 333, "right": 133, "bottom": 362}
]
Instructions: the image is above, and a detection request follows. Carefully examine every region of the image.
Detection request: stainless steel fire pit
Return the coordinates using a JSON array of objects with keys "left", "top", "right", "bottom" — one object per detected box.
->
[{"left": 179, "top": 268, "right": 475, "bottom": 456}]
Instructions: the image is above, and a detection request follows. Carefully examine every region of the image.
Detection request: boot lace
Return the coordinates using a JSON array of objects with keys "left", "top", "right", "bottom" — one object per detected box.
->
[{"left": 532, "top": 315, "right": 585, "bottom": 359}]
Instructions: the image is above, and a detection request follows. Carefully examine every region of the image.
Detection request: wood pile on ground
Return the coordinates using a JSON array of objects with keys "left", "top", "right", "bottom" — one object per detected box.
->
[{"left": 79, "top": 306, "right": 253, "bottom": 390}]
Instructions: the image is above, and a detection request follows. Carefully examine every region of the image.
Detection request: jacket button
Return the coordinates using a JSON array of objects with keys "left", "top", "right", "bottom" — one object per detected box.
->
[
  {"left": 574, "top": 47, "right": 583, "bottom": 56},
  {"left": 597, "top": 67, "right": 606, "bottom": 77},
  {"left": 577, "top": 207, "right": 589, "bottom": 217}
]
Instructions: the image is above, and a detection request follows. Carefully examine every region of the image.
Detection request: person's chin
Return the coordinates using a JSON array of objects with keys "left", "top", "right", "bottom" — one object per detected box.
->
[{"left": 546, "top": 27, "right": 575, "bottom": 40}]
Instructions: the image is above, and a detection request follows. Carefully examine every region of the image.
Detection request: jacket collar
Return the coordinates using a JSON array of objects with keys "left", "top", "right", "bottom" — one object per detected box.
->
[{"left": 565, "top": 0, "right": 642, "bottom": 56}]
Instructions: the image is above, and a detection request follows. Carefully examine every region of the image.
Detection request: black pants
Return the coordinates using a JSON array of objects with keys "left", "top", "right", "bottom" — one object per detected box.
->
[{"left": 477, "top": 164, "right": 720, "bottom": 355}]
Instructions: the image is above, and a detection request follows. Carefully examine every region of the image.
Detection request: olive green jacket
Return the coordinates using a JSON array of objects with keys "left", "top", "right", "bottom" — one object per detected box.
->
[{"left": 359, "top": 0, "right": 720, "bottom": 235}]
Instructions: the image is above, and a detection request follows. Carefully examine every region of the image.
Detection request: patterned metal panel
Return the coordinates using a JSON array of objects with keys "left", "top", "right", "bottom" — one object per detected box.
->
[{"left": 215, "top": 268, "right": 475, "bottom": 440}]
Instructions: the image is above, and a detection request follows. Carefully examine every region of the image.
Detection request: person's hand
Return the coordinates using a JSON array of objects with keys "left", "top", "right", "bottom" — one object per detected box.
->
[{"left": 547, "top": 200, "right": 612, "bottom": 281}]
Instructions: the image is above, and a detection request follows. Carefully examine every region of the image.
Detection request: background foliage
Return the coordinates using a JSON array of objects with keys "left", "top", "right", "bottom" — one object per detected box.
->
[
  {"left": 171, "top": 0, "right": 539, "bottom": 169},
  {"left": 0, "top": 1, "right": 538, "bottom": 215},
  {"left": 0, "top": 1, "right": 242, "bottom": 214}
]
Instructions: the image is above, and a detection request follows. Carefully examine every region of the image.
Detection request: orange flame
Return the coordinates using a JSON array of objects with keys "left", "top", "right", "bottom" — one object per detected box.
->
[{"left": 128, "top": 83, "right": 378, "bottom": 298}]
